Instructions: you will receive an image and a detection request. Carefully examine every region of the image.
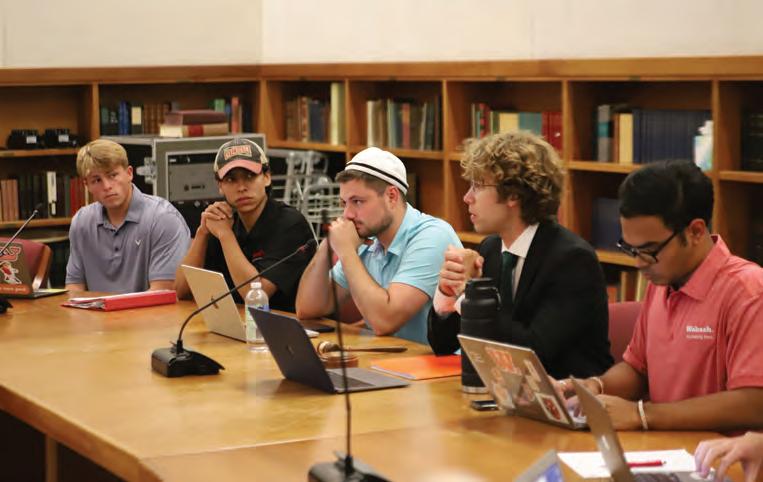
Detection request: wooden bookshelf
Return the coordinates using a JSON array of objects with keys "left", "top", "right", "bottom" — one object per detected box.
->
[
  {"left": 719, "top": 170, "right": 763, "bottom": 183},
  {"left": 568, "top": 160, "right": 638, "bottom": 174},
  {"left": 2, "top": 57, "right": 763, "bottom": 295},
  {"left": 0, "top": 218, "right": 73, "bottom": 230},
  {"left": 596, "top": 250, "right": 638, "bottom": 268},
  {"left": 0, "top": 148, "right": 80, "bottom": 158}
]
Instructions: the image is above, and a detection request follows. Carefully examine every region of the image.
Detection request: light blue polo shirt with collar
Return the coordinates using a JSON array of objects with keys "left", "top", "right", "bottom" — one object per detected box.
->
[
  {"left": 331, "top": 204, "right": 461, "bottom": 344},
  {"left": 66, "top": 184, "right": 190, "bottom": 293}
]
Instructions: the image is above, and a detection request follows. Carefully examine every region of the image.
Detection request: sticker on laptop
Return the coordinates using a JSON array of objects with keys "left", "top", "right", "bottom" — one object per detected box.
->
[
  {"left": 485, "top": 346, "right": 522, "bottom": 375},
  {"left": 523, "top": 359, "right": 541, "bottom": 383},
  {"left": 537, "top": 392, "right": 565, "bottom": 423}
]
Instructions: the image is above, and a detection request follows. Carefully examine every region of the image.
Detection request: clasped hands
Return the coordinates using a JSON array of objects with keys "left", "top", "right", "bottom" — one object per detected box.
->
[
  {"left": 437, "top": 245, "right": 484, "bottom": 297},
  {"left": 200, "top": 201, "right": 234, "bottom": 239}
]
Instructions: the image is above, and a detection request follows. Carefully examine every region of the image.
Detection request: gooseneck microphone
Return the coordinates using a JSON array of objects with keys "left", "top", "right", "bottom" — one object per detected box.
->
[
  {"left": 151, "top": 239, "right": 317, "bottom": 378},
  {"left": 0, "top": 203, "right": 44, "bottom": 314},
  {"left": 308, "top": 219, "right": 389, "bottom": 481}
]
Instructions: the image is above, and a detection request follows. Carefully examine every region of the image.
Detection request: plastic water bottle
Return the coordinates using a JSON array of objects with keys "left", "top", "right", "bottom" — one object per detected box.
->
[{"left": 244, "top": 281, "right": 269, "bottom": 352}]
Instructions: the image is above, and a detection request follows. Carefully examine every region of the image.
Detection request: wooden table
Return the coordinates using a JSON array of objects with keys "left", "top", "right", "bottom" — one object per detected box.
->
[{"left": 0, "top": 296, "right": 743, "bottom": 481}]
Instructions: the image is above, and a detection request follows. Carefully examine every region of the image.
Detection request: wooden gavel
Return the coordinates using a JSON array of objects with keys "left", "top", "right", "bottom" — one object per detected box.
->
[{"left": 316, "top": 341, "right": 408, "bottom": 355}]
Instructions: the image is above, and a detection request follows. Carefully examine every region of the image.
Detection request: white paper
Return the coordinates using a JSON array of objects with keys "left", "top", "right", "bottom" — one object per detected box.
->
[{"left": 559, "top": 449, "right": 696, "bottom": 478}]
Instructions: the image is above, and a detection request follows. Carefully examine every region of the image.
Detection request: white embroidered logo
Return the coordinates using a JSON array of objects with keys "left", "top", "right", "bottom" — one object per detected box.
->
[
  {"left": 135, "top": 239, "right": 142, "bottom": 246},
  {"left": 686, "top": 325, "right": 713, "bottom": 340}
]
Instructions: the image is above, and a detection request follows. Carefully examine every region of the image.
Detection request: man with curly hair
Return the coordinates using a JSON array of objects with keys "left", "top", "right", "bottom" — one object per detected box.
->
[{"left": 428, "top": 131, "right": 613, "bottom": 380}]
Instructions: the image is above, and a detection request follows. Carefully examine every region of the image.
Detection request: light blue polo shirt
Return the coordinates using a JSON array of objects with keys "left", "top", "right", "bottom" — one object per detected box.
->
[
  {"left": 331, "top": 204, "right": 461, "bottom": 344},
  {"left": 66, "top": 185, "right": 190, "bottom": 293}
]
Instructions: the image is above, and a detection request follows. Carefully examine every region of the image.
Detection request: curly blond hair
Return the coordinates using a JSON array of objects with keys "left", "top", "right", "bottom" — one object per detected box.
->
[{"left": 461, "top": 131, "right": 564, "bottom": 225}]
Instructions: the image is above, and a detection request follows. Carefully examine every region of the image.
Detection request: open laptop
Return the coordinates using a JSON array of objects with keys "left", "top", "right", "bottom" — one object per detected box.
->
[
  {"left": 0, "top": 242, "right": 66, "bottom": 299},
  {"left": 515, "top": 450, "right": 565, "bottom": 482},
  {"left": 181, "top": 265, "right": 318, "bottom": 342},
  {"left": 572, "top": 379, "right": 726, "bottom": 482},
  {"left": 458, "top": 334, "right": 587, "bottom": 430},
  {"left": 251, "top": 308, "right": 410, "bottom": 393}
]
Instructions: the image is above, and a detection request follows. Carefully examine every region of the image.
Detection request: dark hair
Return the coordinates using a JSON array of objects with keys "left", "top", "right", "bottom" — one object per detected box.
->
[{"left": 618, "top": 160, "right": 713, "bottom": 232}]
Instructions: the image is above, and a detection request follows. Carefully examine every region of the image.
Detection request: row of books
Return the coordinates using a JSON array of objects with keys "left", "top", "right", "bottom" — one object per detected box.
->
[
  {"left": 742, "top": 112, "right": 763, "bottom": 172},
  {"left": 469, "top": 103, "right": 562, "bottom": 152},
  {"left": 366, "top": 97, "right": 442, "bottom": 151},
  {"left": 0, "top": 173, "right": 87, "bottom": 222},
  {"left": 596, "top": 105, "right": 712, "bottom": 165},
  {"left": 100, "top": 97, "right": 252, "bottom": 137},
  {"left": 284, "top": 83, "right": 346, "bottom": 145},
  {"left": 158, "top": 109, "right": 230, "bottom": 138},
  {"left": 100, "top": 102, "right": 171, "bottom": 136},
  {"left": 751, "top": 209, "right": 763, "bottom": 266}
]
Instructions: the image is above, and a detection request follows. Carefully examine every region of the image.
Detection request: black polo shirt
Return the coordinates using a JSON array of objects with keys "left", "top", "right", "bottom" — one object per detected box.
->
[{"left": 203, "top": 197, "right": 314, "bottom": 311}]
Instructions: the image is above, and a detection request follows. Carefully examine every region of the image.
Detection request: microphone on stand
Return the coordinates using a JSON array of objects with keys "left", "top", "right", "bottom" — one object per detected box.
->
[
  {"left": 151, "top": 239, "right": 317, "bottom": 378},
  {"left": 0, "top": 203, "right": 44, "bottom": 314},
  {"left": 308, "top": 216, "right": 389, "bottom": 482}
]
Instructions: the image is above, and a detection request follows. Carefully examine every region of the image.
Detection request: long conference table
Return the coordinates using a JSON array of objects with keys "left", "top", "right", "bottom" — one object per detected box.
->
[{"left": 0, "top": 295, "right": 743, "bottom": 481}]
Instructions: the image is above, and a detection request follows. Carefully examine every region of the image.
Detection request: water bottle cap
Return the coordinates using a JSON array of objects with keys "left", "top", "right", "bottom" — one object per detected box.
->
[{"left": 251, "top": 281, "right": 261, "bottom": 289}]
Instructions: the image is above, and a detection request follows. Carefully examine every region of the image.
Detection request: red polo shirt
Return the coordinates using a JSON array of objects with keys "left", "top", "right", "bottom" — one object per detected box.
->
[{"left": 623, "top": 236, "right": 763, "bottom": 403}]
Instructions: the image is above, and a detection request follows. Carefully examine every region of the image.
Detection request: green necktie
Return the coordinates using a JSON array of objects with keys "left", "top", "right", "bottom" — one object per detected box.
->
[{"left": 501, "top": 251, "right": 518, "bottom": 306}]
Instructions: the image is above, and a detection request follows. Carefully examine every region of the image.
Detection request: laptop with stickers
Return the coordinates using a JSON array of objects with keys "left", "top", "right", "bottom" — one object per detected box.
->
[
  {"left": 457, "top": 334, "right": 587, "bottom": 430},
  {"left": 0, "top": 242, "right": 66, "bottom": 299}
]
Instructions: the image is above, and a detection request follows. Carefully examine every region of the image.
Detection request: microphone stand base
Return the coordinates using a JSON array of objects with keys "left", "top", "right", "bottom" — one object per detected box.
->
[
  {"left": 308, "top": 453, "right": 389, "bottom": 482},
  {"left": 151, "top": 346, "right": 224, "bottom": 378}
]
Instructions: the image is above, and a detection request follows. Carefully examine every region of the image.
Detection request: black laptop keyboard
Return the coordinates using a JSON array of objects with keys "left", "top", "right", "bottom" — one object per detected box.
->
[
  {"left": 634, "top": 473, "right": 681, "bottom": 482},
  {"left": 327, "top": 371, "right": 374, "bottom": 389}
]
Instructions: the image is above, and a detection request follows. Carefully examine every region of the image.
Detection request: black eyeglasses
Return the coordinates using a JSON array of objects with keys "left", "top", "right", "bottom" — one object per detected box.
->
[{"left": 616, "top": 231, "right": 680, "bottom": 264}]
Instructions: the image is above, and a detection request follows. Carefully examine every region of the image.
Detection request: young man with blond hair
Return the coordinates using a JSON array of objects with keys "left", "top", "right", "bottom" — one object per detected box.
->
[
  {"left": 66, "top": 139, "right": 190, "bottom": 293},
  {"left": 430, "top": 131, "right": 613, "bottom": 379},
  {"left": 296, "top": 147, "right": 461, "bottom": 344}
]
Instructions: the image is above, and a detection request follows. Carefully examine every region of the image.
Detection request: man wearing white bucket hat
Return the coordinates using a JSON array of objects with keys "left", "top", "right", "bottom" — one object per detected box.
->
[{"left": 296, "top": 147, "right": 460, "bottom": 344}]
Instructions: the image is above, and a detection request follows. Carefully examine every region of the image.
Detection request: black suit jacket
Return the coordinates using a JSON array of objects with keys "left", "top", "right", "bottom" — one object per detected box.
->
[{"left": 428, "top": 220, "right": 613, "bottom": 379}]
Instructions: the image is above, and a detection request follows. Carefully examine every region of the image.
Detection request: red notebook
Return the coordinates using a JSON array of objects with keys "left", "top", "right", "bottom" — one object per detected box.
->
[
  {"left": 62, "top": 290, "right": 177, "bottom": 311},
  {"left": 370, "top": 354, "right": 461, "bottom": 380}
]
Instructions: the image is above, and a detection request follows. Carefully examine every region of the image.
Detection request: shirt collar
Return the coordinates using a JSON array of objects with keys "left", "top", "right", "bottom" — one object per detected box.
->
[
  {"left": 97, "top": 184, "right": 141, "bottom": 227},
  {"left": 501, "top": 223, "right": 539, "bottom": 259},
  {"left": 676, "top": 235, "right": 730, "bottom": 301}
]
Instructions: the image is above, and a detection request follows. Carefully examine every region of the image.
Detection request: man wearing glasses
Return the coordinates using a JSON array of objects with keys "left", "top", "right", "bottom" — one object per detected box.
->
[
  {"left": 428, "top": 131, "right": 613, "bottom": 380},
  {"left": 558, "top": 159, "right": 763, "bottom": 432}
]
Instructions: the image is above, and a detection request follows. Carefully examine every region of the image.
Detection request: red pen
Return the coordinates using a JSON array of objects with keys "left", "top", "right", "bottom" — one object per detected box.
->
[{"left": 628, "top": 460, "right": 665, "bottom": 468}]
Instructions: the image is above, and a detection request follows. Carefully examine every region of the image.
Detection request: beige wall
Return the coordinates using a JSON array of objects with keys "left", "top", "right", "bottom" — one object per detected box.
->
[
  {"left": 1, "top": 0, "right": 762, "bottom": 68},
  {"left": 0, "top": 0, "right": 262, "bottom": 67}
]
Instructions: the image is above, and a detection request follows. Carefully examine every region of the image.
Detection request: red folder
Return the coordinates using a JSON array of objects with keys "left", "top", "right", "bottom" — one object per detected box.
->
[
  {"left": 370, "top": 354, "right": 461, "bottom": 380},
  {"left": 62, "top": 289, "right": 177, "bottom": 311}
]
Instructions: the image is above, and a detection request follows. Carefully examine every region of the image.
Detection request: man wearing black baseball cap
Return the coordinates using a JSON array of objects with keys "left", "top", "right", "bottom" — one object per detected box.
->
[
  {"left": 174, "top": 138, "right": 314, "bottom": 311},
  {"left": 296, "top": 147, "right": 461, "bottom": 344}
]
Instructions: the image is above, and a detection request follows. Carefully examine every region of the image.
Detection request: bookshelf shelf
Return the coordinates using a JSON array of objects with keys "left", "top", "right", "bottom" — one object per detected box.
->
[
  {"left": 269, "top": 140, "right": 347, "bottom": 152},
  {"left": 719, "top": 170, "right": 763, "bottom": 184},
  {"left": 596, "top": 250, "right": 638, "bottom": 268},
  {"left": 0, "top": 218, "right": 73, "bottom": 230},
  {"left": 0, "top": 148, "right": 80, "bottom": 158},
  {"left": 568, "top": 161, "right": 638, "bottom": 174},
  {"left": 348, "top": 145, "right": 443, "bottom": 160},
  {"left": 1, "top": 57, "right": 761, "bottom": 291},
  {"left": 448, "top": 152, "right": 463, "bottom": 162},
  {"left": 457, "top": 231, "right": 486, "bottom": 245}
]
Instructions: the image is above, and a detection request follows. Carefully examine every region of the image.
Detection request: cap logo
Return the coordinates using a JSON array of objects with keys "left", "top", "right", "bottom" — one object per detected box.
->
[{"left": 223, "top": 145, "right": 252, "bottom": 160}]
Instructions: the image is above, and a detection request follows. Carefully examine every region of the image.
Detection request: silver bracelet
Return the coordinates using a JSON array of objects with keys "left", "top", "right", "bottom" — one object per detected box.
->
[{"left": 637, "top": 399, "right": 649, "bottom": 431}]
